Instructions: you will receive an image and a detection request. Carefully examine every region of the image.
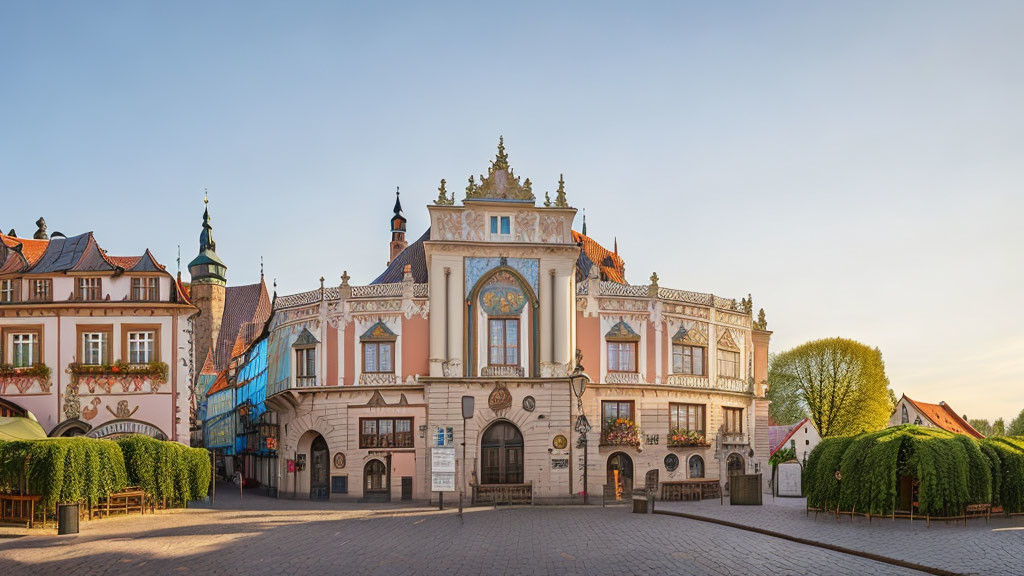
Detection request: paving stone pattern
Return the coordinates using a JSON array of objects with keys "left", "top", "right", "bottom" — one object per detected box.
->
[
  {"left": 659, "top": 496, "right": 1024, "bottom": 576},
  {"left": 0, "top": 489, "right": 922, "bottom": 576}
]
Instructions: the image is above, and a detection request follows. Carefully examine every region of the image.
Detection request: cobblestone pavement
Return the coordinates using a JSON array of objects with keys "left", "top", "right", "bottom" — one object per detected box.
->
[
  {"left": 0, "top": 489, "right": 924, "bottom": 576},
  {"left": 658, "top": 496, "right": 1024, "bottom": 576}
]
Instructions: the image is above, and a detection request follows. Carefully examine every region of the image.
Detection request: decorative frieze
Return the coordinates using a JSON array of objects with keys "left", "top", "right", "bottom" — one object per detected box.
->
[
  {"left": 0, "top": 365, "right": 52, "bottom": 394},
  {"left": 359, "top": 373, "right": 398, "bottom": 386},
  {"left": 481, "top": 365, "right": 525, "bottom": 378},
  {"left": 604, "top": 372, "right": 642, "bottom": 384}
]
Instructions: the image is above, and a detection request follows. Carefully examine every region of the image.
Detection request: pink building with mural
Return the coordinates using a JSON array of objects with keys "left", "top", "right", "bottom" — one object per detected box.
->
[
  {"left": 263, "top": 140, "right": 773, "bottom": 504},
  {"left": 0, "top": 218, "right": 194, "bottom": 442}
]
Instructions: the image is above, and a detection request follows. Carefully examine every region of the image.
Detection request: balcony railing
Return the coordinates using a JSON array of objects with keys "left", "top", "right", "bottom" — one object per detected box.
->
[
  {"left": 667, "top": 428, "right": 710, "bottom": 448},
  {"left": 600, "top": 419, "right": 641, "bottom": 446},
  {"left": 359, "top": 373, "right": 398, "bottom": 386},
  {"left": 295, "top": 375, "right": 319, "bottom": 388},
  {"left": 663, "top": 374, "right": 752, "bottom": 394},
  {"left": 359, "top": 432, "right": 414, "bottom": 449},
  {"left": 604, "top": 372, "right": 641, "bottom": 384},
  {"left": 720, "top": 432, "right": 748, "bottom": 445},
  {"left": 481, "top": 365, "right": 525, "bottom": 378}
]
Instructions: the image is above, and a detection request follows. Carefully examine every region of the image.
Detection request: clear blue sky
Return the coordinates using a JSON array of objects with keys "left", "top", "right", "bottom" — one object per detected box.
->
[{"left": 2, "top": 2, "right": 1022, "bottom": 421}]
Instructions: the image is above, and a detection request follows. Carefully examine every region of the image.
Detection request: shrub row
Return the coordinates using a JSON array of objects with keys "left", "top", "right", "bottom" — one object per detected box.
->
[
  {"left": 804, "top": 425, "right": 1024, "bottom": 516},
  {"left": 0, "top": 436, "right": 209, "bottom": 509}
]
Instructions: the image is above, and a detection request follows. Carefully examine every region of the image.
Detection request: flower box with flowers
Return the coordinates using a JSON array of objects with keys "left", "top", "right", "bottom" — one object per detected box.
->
[
  {"left": 667, "top": 428, "right": 709, "bottom": 447},
  {"left": 600, "top": 418, "right": 641, "bottom": 446},
  {"left": 0, "top": 363, "right": 52, "bottom": 394},
  {"left": 68, "top": 361, "right": 168, "bottom": 393}
]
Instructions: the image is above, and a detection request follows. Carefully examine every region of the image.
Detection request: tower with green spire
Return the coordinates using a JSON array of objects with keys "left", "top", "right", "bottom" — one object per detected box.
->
[{"left": 188, "top": 193, "right": 227, "bottom": 383}]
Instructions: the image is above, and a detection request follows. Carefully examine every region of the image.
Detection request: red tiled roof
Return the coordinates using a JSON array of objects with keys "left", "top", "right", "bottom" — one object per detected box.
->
[
  {"left": 770, "top": 418, "right": 812, "bottom": 455},
  {"left": 213, "top": 280, "right": 271, "bottom": 372},
  {"left": 199, "top": 350, "right": 217, "bottom": 376},
  {"left": 904, "top": 395, "right": 984, "bottom": 439},
  {"left": 206, "top": 370, "right": 230, "bottom": 395},
  {"left": 572, "top": 230, "right": 626, "bottom": 283},
  {"left": 107, "top": 256, "right": 142, "bottom": 269},
  {"left": 1, "top": 234, "right": 50, "bottom": 266}
]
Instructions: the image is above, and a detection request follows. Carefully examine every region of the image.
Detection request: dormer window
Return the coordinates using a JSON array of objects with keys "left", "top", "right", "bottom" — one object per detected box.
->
[
  {"left": 0, "top": 279, "right": 15, "bottom": 303},
  {"left": 605, "top": 320, "right": 640, "bottom": 373},
  {"left": 292, "top": 328, "right": 319, "bottom": 387},
  {"left": 131, "top": 277, "right": 159, "bottom": 301},
  {"left": 361, "top": 321, "right": 397, "bottom": 374},
  {"left": 716, "top": 330, "right": 741, "bottom": 379},
  {"left": 30, "top": 279, "right": 51, "bottom": 302},
  {"left": 77, "top": 277, "right": 102, "bottom": 301}
]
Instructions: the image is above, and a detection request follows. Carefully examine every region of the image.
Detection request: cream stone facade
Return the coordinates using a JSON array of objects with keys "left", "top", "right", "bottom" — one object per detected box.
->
[{"left": 265, "top": 140, "right": 772, "bottom": 503}]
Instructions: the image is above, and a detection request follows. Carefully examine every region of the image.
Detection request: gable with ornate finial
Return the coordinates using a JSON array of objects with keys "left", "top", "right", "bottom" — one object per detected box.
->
[
  {"left": 605, "top": 319, "right": 640, "bottom": 341},
  {"left": 464, "top": 136, "right": 536, "bottom": 203},
  {"left": 360, "top": 319, "right": 398, "bottom": 342},
  {"left": 554, "top": 174, "right": 568, "bottom": 207},
  {"left": 717, "top": 329, "right": 740, "bottom": 352}
]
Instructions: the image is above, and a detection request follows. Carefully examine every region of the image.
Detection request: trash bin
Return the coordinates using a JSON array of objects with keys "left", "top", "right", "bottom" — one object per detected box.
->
[
  {"left": 58, "top": 503, "right": 79, "bottom": 535},
  {"left": 632, "top": 494, "right": 648, "bottom": 514}
]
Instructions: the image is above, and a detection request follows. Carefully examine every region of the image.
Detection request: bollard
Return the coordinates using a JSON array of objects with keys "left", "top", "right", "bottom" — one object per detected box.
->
[{"left": 647, "top": 492, "right": 655, "bottom": 514}]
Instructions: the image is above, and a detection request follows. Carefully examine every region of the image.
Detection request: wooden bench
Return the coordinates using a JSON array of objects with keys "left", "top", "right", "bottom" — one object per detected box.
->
[
  {"left": 965, "top": 503, "right": 991, "bottom": 523},
  {"left": 91, "top": 489, "right": 147, "bottom": 519},
  {"left": 661, "top": 480, "right": 721, "bottom": 502},
  {"left": 0, "top": 494, "right": 42, "bottom": 528}
]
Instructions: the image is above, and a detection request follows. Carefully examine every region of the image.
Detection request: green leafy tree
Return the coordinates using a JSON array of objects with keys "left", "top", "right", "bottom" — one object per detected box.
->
[
  {"left": 970, "top": 418, "right": 993, "bottom": 437},
  {"left": 768, "top": 337, "right": 893, "bottom": 437},
  {"left": 1008, "top": 410, "right": 1024, "bottom": 437},
  {"left": 993, "top": 418, "right": 1006, "bottom": 437},
  {"left": 766, "top": 353, "right": 809, "bottom": 424}
]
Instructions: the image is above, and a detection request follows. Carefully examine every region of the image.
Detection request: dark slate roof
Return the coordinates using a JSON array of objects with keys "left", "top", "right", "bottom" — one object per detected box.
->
[
  {"left": 128, "top": 250, "right": 166, "bottom": 272},
  {"left": 372, "top": 228, "right": 430, "bottom": 284},
  {"left": 27, "top": 232, "right": 93, "bottom": 273},
  {"left": 214, "top": 281, "right": 271, "bottom": 372}
]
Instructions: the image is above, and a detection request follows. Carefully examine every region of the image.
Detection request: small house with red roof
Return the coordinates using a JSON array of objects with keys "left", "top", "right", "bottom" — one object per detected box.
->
[
  {"left": 888, "top": 394, "right": 984, "bottom": 438},
  {"left": 769, "top": 417, "right": 821, "bottom": 462},
  {"left": 0, "top": 217, "right": 195, "bottom": 443}
]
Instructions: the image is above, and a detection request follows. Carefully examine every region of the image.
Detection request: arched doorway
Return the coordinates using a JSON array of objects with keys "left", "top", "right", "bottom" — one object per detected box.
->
[
  {"left": 309, "top": 435, "right": 329, "bottom": 500},
  {"left": 607, "top": 452, "right": 634, "bottom": 499},
  {"left": 480, "top": 421, "right": 524, "bottom": 484},
  {"left": 726, "top": 453, "right": 745, "bottom": 476},
  {"left": 363, "top": 459, "right": 388, "bottom": 502}
]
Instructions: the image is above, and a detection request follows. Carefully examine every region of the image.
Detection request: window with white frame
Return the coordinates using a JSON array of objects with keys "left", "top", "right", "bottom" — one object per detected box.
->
[
  {"left": 489, "top": 215, "right": 511, "bottom": 236},
  {"left": 127, "top": 331, "right": 155, "bottom": 364},
  {"left": 77, "top": 277, "right": 102, "bottom": 301},
  {"left": 30, "top": 279, "right": 51, "bottom": 302},
  {"left": 295, "top": 347, "right": 316, "bottom": 385},
  {"left": 363, "top": 341, "right": 394, "bottom": 373},
  {"left": 0, "top": 279, "right": 16, "bottom": 303},
  {"left": 11, "top": 333, "right": 38, "bottom": 367},
  {"left": 718, "top": 349, "right": 740, "bottom": 378},
  {"left": 131, "top": 277, "right": 159, "bottom": 301},
  {"left": 82, "top": 332, "right": 108, "bottom": 365}
]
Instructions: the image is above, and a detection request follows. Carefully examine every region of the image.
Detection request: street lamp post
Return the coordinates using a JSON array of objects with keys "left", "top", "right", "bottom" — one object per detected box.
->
[{"left": 569, "top": 350, "right": 591, "bottom": 505}]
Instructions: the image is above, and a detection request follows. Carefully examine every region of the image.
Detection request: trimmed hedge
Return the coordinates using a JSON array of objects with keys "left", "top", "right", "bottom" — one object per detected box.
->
[
  {"left": 805, "top": 425, "right": 1024, "bottom": 516},
  {"left": 116, "top": 436, "right": 211, "bottom": 505},
  {"left": 0, "top": 436, "right": 209, "bottom": 509}
]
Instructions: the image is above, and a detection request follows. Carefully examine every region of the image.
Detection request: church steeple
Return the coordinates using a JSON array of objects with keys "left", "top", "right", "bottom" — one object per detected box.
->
[
  {"left": 188, "top": 193, "right": 227, "bottom": 286},
  {"left": 388, "top": 187, "right": 408, "bottom": 266}
]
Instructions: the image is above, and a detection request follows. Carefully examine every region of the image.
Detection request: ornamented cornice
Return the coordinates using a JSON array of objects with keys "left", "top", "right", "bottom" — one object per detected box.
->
[
  {"left": 604, "top": 372, "right": 642, "bottom": 384},
  {"left": 464, "top": 137, "right": 535, "bottom": 203},
  {"left": 359, "top": 373, "right": 398, "bottom": 386},
  {"left": 481, "top": 365, "right": 526, "bottom": 378}
]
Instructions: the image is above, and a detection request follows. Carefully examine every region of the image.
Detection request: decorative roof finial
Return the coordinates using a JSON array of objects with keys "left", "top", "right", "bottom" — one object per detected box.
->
[
  {"left": 204, "top": 188, "right": 208, "bottom": 205},
  {"left": 176, "top": 245, "right": 181, "bottom": 276},
  {"left": 554, "top": 174, "right": 568, "bottom": 207},
  {"left": 544, "top": 192, "right": 551, "bottom": 207},
  {"left": 649, "top": 272, "right": 659, "bottom": 297},
  {"left": 260, "top": 256, "right": 264, "bottom": 279},
  {"left": 494, "top": 135, "right": 509, "bottom": 170},
  {"left": 393, "top": 186, "right": 403, "bottom": 215},
  {"left": 273, "top": 277, "right": 277, "bottom": 297},
  {"left": 435, "top": 178, "right": 453, "bottom": 205},
  {"left": 755, "top": 308, "right": 768, "bottom": 330},
  {"left": 33, "top": 217, "right": 48, "bottom": 240},
  {"left": 614, "top": 236, "right": 618, "bottom": 256},
  {"left": 581, "top": 209, "right": 587, "bottom": 236},
  {"left": 340, "top": 270, "right": 350, "bottom": 286}
]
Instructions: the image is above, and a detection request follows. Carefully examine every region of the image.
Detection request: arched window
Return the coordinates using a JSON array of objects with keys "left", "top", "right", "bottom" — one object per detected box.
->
[
  {"left": 688, "top": 455, "right": 705, "bottom": 478},
  {"left": 901, "top": 405, "right": 909, "bottom": 424},
  {"left": 364, "top": 459, "right": 387, "bottom": 493},
  {"left": 481, "top": 421, "right": 524, "bottom": 484}
]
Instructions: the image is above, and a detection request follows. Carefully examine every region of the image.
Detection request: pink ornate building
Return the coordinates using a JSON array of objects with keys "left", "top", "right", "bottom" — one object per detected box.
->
[{"left": 262, "top": 139, "right": 772, "bottom": 503}]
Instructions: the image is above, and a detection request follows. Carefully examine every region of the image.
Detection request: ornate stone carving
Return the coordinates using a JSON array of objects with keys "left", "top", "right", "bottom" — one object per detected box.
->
[
  {"left": 434, "top": 179, "right": 453, "bottom": 205},
  {"left": 435, "top": 211, "right": 461, "bottom": 241},
  {"left": 441, "top": 359, "right": 462, "bottom": 377},
  {"left": 359, "top": 373, "right": 398, "bottom": 386},
  {"left": 63, "top": 383, "right": 81, "bottom": 420},
  {"left": 464, "top": 137, "right": 535, "bottom": 202},
  {"left": 481, "top": 365, "right": 525, "bottom": 378},
  {"left": 513, "top": 210, "right": 538, "bottom": 242},
  {"left": 488, "top": 382, "right": 514, "bottom": 413},
  {"left": 538, "top": 213, "right": 568, "bottom": 244},
  {"left": 604, "top": 372, "right": 642, "bottom": 384}
]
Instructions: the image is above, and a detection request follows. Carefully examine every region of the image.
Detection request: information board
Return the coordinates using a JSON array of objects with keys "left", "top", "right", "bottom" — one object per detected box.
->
[
  {"left": 776, "top": 462, "right": 803, "bottom": 497},
  {"left": 431, "top": 447, "right": 456, "bottom": 492}
]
